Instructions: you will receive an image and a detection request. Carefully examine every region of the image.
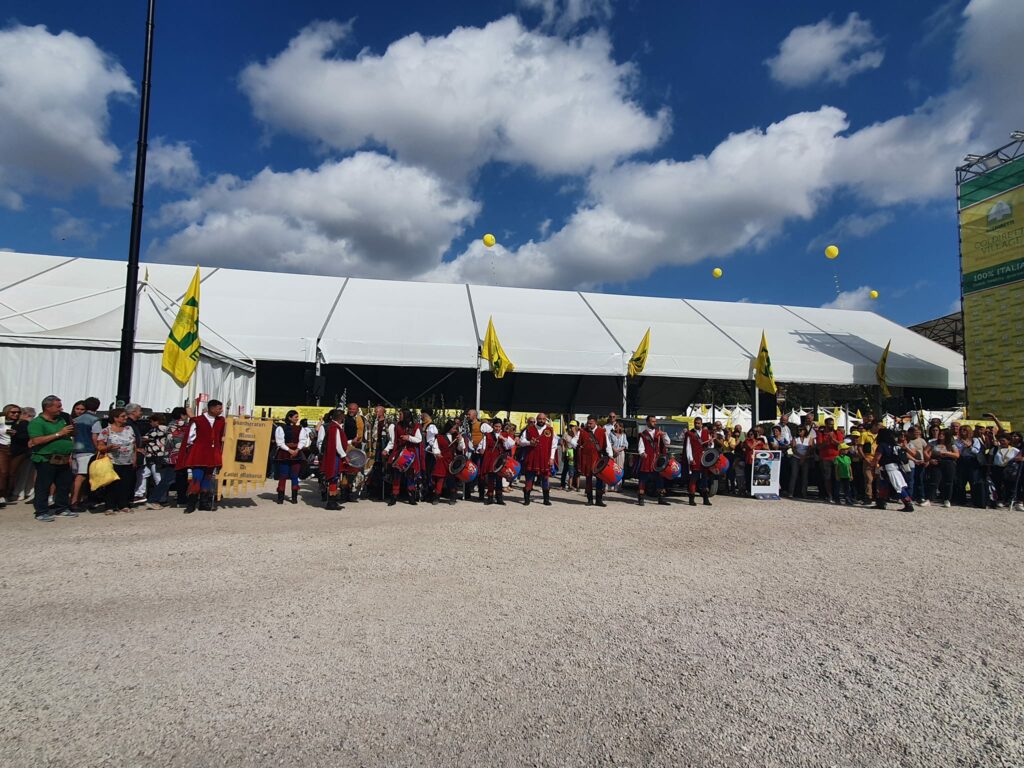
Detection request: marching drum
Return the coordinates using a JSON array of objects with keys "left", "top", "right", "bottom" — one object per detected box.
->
[
  {"left": 700, "top": 448, "right": 721, "bottom": 468},
  {"left": 659, "top": 457, "right": 682, "bottom": 480},
  {"left": 653, "top": 455, "right": 669, "bottom": 473},
  {"left": 709, "top": 453, "right": 729, "bottom": 475},
  {"left": 341, "top": 448, "right": 367, "bottom": 475},
  {"left": 595, "top": 456, "right": 624, "bottom": 486},
  {"left": 449, "top": 455, "right": 479, "bottom": 483},
  {"left": 499, "top": 457, "right": 521, "bottom": 482},
  {"left": 392, "top": 447, "right": 416, "bottom": 473}
]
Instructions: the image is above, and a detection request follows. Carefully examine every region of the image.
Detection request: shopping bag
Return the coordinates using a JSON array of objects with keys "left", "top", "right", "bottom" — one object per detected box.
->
[{"left": 89, "top": 455, "right": 118, "bottom": 491}]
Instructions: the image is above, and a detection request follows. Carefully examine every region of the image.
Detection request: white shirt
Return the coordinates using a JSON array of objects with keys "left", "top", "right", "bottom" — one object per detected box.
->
[
  {"left": 275, "top": 424, "right": 311, "bottom": 453},
  {"left": 776, "top": 424, "right": 793, "bottom": 443},
  {"left": 473, "top": 422, "right": 495, "bottom": 452},
  {"left": 993, "top": 446, "right": 1020, "bottom": 467},
  {"left": 384, "top": 424, "right": 422, "bottom": 453},
  {"left": 636, "top": 426, "right": 669, "bottom": 456},
  {"left": 430, "top": 432, "right": 465, "bottom": 456}
]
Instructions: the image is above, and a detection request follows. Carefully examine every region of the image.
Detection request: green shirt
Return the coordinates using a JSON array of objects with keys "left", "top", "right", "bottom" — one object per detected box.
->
[
  {"left": 28, "top": 415, "right": 74, "bottom": 463},
  {"left": 834, "top": 453, "right": 853, "bottom": 480}
]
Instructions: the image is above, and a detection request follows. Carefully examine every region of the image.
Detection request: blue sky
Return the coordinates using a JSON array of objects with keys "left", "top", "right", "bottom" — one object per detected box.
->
[{"left": 0, "top": 0, "right": 1020, "bottom": 325}]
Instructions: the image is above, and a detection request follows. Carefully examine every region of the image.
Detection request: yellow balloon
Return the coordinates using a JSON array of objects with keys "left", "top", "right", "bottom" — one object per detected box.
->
[
  {"left": 712, "top": 267, "right": 723, "bottom": 278},
  {"left": 869, "top": 289, "right": 879, "bottom": 299},
  {"left": 482, "top": 233, "right": 496, "bottom": 248},
  {"left": 825, "top": 244, "right": 839, "bottom": 259}
]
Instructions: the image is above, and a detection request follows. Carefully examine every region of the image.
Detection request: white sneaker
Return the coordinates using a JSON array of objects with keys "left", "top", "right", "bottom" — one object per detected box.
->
[
  {"left": 0, "top": 496, "right": 6, "bottom": 507},
  {"left": 997, "top": 502, "right": 1008, "bottom": 509},
  {"left": 919, "top": 500, "right": 930, "bottom": 507},
  {"left": 1014, "top": 503, "right": 1024, "bottom": 512},
  {"left": 942, "top": 500, "right": 951, "bottom": 508}
]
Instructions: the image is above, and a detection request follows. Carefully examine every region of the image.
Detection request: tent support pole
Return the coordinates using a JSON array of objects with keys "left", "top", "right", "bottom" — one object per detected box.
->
[
  {"left": 752, "top": 371, "right": 759, "bottom": 427},
  {"left": 621, "top": 376, "right": 627, "bottom": 418},
  {"left": 475, "top": 361, "right": 481, "bottom": 412}
]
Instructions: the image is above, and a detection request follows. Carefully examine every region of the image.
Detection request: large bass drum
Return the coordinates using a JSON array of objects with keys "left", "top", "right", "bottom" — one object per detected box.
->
[{"left": 700, "top": 448, "right": 721, "bottom": 468}]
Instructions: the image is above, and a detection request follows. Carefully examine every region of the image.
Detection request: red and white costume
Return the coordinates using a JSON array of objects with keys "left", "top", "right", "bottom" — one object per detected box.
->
[
  {"left": 637, "top": 426, "right": 670, "bottom": 473},
  {"left": 185, "top": 414, "right": 225, "bottom": 468},
  {"left": 430, "top": 432, "right": 465, "bottom": 479},
  {"left": 519, "top": 422, "right": 557, "bottom": 476},
  {"left": 576, "top": 425, "right": 612, "bottom": 476}
]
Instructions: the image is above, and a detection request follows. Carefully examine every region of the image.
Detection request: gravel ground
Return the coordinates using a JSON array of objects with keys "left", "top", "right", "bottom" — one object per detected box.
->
[{"left": 1, "top": 484, "right": 1022, "bottom": 767}]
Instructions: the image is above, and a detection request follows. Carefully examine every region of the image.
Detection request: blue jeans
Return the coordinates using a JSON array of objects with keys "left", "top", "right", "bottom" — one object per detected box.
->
[
  {"left": 911, "top": 465, "right": 926, "bottom": 502},
  {"left": 147, "top": 462, "right": 175, "bottom": 504}
]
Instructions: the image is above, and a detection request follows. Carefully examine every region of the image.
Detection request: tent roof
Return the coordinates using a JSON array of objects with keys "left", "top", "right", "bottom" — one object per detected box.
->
[{"left": 0, "top": 252, "right": 964, "bottom": 389}]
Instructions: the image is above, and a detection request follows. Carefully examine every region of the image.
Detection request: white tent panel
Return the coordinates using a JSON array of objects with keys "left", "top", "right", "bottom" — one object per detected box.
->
[
  {"left": 0, "top": 256, "right": 123, "bottom": 333},
  {"left": 194, "top": 267, "right": 341, "bottom": 363},
  {"left": 468, "top": 285, "right": 624, "bottom": 375},
  {"left": 320, "top": 278, "right": 478, "bottom": 368},
  {"left": 580, "top": 293, "right": 749, "bottom": 379},
  {"left": 686, "top": 300, "right": 869, "bottom": 385},
  {"left": 784, "top": 306, "right": 965, "bottom": 390},
  {"left": 0, "top": 346, "right": 253, "bottom": 412}
]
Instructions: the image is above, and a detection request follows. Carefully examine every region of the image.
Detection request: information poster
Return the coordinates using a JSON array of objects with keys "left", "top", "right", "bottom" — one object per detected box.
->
[
  {"left": 751, "top": 450, "right": 782, "bottom": 500},
  {"left": 219, "top": 417, "right": 274, "bottom": 498}
]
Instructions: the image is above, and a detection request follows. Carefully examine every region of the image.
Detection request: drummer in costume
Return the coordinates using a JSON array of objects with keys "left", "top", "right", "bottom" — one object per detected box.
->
[
  {"left": 340, "top": 402, "right": 366, "bottom": 504},
  {"left": 481, "top": 417, "right": 512, "bottom": 505},
  {"left": 685, "top": 416, "right": 713, "bottom": 507},
  {"left": 576, "top": 414, "right": 613, "bottom": 507},
  {"left": 274, "top": 409, "right": 310, "bottom": 505},
  {"left": 420, "top": 408, "right": 438, "bottom": 500},
  {"left": 637, "top": 415, "right": 671, "bottom": 506},
  {"left": 462, "top": 409, "right": 489, "bottom": 501},
  {"left": 519, "top": 412, "right": 558, "bottom": 506},
  {"left": 429, "top": 420, "right": 465, "bottom": 505},
  {"left": 385, "top": 409, "right": 423, "bottom": 506},
  {"left": 183, "top": 399, "right": 226, "bottom": 514},
  {"left": 319, "top": 409, "right": 350, "bottom": 510}
]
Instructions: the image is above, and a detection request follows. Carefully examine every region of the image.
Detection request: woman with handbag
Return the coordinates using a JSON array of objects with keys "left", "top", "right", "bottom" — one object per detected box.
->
[{"left": 94, "top": 408, "right": 138, "bottom": 515}]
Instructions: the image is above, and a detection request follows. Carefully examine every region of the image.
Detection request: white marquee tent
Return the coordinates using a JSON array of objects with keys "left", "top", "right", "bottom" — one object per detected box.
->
[{"left": 0, "top": 252, "right": 964, "bottom": 412}]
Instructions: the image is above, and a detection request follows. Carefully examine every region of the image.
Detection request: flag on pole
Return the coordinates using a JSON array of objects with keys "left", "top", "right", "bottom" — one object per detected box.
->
[
  {"left": 754, "top": 331, "right": 777, "bottom": 394},
  {"left": 161, "top": 267, "right": 201, "bottom": 387},
  {"left": 855, "top": 408, "right": 863, "bottom": 420},
  {"left": 832, "top": 406, "right": 841, "bottom": 422},
  {"left": 481, "top": 317, "right": 514, "bottom": 379},
  {"left": 876, "top": 339, "right": 892, "bottom": 398},
  {"left": 628, "top": 327, "right": 651, "bottom": 377}
]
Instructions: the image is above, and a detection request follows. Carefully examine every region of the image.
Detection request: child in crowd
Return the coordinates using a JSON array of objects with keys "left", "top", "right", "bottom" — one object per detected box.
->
[{"left": 835, "top": 442, "right": 853, "bottom": 505}]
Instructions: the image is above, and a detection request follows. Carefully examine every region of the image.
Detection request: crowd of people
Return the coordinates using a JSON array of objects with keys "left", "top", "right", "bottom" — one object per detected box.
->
[
  {"left": 0, "top": 396, "right": 225, "bottom": 521},
  {"left": 705, "top": 411, "right": 1024, "bottom": 512},
  {"left": 2, "top": 394, "right": 1021, "bottom": 523}
]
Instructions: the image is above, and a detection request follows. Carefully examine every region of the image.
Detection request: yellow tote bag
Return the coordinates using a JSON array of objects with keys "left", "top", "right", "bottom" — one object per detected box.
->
[{"left": 89, "top": 455, "right": 119, "bottom": 491}]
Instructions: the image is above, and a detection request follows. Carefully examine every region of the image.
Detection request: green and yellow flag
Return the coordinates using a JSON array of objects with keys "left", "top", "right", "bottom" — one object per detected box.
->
[
  {"left": 162, "top": 267, "right": 201, "bottom": 387},
  {"left": 876, "top": 339, "right": 892, "bottom": 398},
  {"left": 481, "top": 317, "right": 514, "bottom": 379},
  {"left": 754, "top": 331, "right": 777, "bottom": 394},
  {"left": 628, "top": 327, "right": 651, "bottom": 377}
]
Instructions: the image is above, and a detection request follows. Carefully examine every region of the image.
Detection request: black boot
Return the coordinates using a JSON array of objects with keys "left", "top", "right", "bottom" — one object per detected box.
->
[
  {"left": 408, "top": 490, "right": 418, "bottom": 506},
  {"left": 596, "top": 491, "right": 606, "bottom": 508},
  {"left": 431, "top": 493, "right": 439, "bottom": 506},
  {"left": 902, "top": 500, "right": 914, "bottom": 512},
  {"left": 658, "top": 494, "right": 670, "bottom": 506},
  {"left": 484, "top": 496, "right": 494, "bottom": 506},
  {"left": 292, "top": 488, "right": 299, "bottom": 504},
  {"left": 702, "top": 492, "right": 711, "bottom": 506},
  {"left": 638, "top": 495, "right": 645, "bottom": 506},
  {"left": 387, "top": 496, "right": 396, "bottom": 506},
  {"left": 688, "top": 493, "right": 697, "bottom": 507},
  {"left": 326, "top": 496, "right": 340, "bottom": 510},
  {"left": 542, "top": 488, "right": 551, "bottom": 506},
  {"left": 276, "top": 490, "right": 285, "bottom": 505},
  {"left": 586, "top": 491, "right": 594, "bottom": 507},
  {"left": 524, "top": 489, "right": 531, "bottom": 506},
  {"left": 184, "top": 495, "right": 197, "bottom": 514},
  {"left": 448, "top": 490, "right": 457, "bottom": 506}
]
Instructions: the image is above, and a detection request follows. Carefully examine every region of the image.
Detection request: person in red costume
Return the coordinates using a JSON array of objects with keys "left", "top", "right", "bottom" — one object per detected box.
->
[
  {"left": 385, "top": 409, "right": 423, "bottom": 506},
  {"left": 319, "top": 409, "right": 350, "bottom": 510},
  {"left": 519, "top": 412, "right": 558, "bottom": 506},
  {"left": 684, "top": 416, "right": 713, "bottom": 507},
  {"left": 481, "top": 417, "right": 512, "bottom": 506},
  {"left": 636, "top": 415, "right": 671, "bottom": 506},
  {"left": 183, "top": 400, "right": 225, "bottom": 514},
  {"left": 429, "top": 419, "right": 465, "bottom": 506},
  {"left": 576, "top": 414, "right": 613, "bottom": 507}
]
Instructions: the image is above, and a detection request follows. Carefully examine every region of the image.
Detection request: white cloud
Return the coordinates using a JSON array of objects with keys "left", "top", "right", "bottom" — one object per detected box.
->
[
  {"left": 821, "top": 285, "right": 875, "bottom": 311},
  {"left": 766, "top": 13, "right": 884, "bottom": 87},
  {"left": 0, "top": 24, "right": 134, "bottom": 208},
  {"left": 146, "top": 139, "right": 199, "bottom": 191},
  {"left": 150, "top": 151, "right": 479, "bottom": 278},
  {"left": 430, "top": 108, "right": 850, "bottom": 287},
  {"left": 519, "top": 0, "right": 614, "bottom": 33},
  {"left": 239, "top": 17, "right": 668, "bottom": 180}
]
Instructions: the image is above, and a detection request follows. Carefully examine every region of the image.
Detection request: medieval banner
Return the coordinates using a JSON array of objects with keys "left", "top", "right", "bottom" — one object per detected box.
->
[{"left": 218, "top": 417, "right": 274, "bottom": 498}]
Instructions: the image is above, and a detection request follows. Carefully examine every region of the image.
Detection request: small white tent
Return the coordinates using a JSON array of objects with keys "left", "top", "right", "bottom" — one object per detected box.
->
[{"left": 0, "top": 273, "right": 255, "bottom": 412}]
